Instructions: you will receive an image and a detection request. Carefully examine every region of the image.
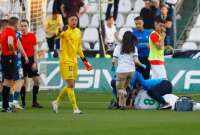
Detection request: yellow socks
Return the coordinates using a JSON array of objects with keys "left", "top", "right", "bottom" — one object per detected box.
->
[
  {"left": 56, "top": 87, "right": 78, "bottom": 110},
  {"left": 66, "top": 88, "right": 78, "bottom": 110},
  {"left": 56, "top": 86, "right": 68, "bottom": 104}
]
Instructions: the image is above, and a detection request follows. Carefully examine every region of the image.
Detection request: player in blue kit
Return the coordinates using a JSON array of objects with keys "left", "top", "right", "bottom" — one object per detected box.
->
[
  {"left": 109, "top": 71, "right": 172, "bottom": 109},
  {"left": 132, "top": 16, "right": 152, "bottom": 79}
]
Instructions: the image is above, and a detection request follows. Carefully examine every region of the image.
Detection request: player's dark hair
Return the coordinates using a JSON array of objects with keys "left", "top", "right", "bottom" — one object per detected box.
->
[
  {"left": 134, "top": 16, "right": 143, "bottom": 21},
  {"left": 21, "top": 19, "right": 29, "bottom": 26},
  {"left": 67, "top": 13, "right": 78, "bottom": 20},
  {"left": 8, "top": 17, "right": 19, "bottom": 26},
  {"left": 0, "top": 19, "right": 8, "bottom": 29},
  {"left": 107, "top": 16, "right": 114, "bottom": 20},
  {"left": 52, "top": 10, "right": 59, "bottom": 15},
  {"left": 2, "top": 19, "right": 8, "bottom": 25},
  {"left": 121, "top": 31, "right": 138, "bottom": 54}
]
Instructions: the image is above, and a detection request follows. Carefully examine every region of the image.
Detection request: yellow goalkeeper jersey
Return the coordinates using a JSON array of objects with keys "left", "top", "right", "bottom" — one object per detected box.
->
[{"left": 59, "top": 27, "right": 84, "bottom": 63}]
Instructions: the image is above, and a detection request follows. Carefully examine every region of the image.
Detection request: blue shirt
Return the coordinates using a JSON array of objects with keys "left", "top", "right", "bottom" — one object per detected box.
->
[
  {"left": 132, "top": 28, "right": 152, "bottom": 57},
  {"left": 130, "top": 71, "right": 162, "bottom": 91}
]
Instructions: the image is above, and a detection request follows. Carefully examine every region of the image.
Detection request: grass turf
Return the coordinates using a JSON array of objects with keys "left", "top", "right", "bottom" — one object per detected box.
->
[{"left": 0, "top": 91, "right": 200, "bottom": 135}]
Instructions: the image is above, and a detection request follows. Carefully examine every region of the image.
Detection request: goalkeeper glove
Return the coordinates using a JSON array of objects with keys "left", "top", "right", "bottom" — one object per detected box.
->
[{"left": 81, "top": 57, "right": 93, "bottom": 71}]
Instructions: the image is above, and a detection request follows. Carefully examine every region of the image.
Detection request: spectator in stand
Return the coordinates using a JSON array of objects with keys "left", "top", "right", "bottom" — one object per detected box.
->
[
  {"left": 140, "top": 0, "right": 155, "bottom": 29},
  {"left": 165, "top": 0, "right": 176, "bottom": 17},
  {"left": 104, "top": 16, "right": 117, "bottom": 53},
  {"left": 132, "top": 16, "right": 152, "bottom": 79},
  {"left": 106, "top": 0, "right": 120, "bottom": 21},
  {"left": 61, "top": 0, "right": 87, "bottom": 24},
  {"left": 151, "top": 0, "right": 161, "bottom": 18},
  {"left": 156, "top": 4, "right": 173, "bottom": 46},
  {"left": 53, "top": 0, "right": 65, "bottom": 23},
  {"left": 53, "top": 0, "right": 63, "bottom": 14},
  {"left": 44, "top": 11, "right": 63, "bottom": 58}
]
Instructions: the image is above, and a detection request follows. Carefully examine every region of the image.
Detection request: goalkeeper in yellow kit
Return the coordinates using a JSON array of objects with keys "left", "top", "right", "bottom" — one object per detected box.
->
[{"left": 52, "top": 14, "right": 92, "bottom": 114}]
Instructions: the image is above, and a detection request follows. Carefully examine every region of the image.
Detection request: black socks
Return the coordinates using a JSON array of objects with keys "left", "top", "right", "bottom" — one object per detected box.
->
[
  {"left": 20, "top": 86, "right": 26, "bottom": 108},
  {"left": 32, "top": 85, "right": 39, "bottom": 103},
  {"left": 2, "top": 86, "right": 10, "bottom": 110}
]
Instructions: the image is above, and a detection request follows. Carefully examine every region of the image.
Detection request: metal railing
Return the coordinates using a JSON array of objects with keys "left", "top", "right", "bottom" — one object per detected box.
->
[{"left": 176, "top": 0, "right": 200, "bottom": 48}]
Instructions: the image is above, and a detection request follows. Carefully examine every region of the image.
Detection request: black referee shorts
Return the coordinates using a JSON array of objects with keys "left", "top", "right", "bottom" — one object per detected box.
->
[
  {"left": 1, "top": 55, "right": 17, "bottom": 80},
  {"left": 21, "top": 56, "right": 40, "bottom": 78}
]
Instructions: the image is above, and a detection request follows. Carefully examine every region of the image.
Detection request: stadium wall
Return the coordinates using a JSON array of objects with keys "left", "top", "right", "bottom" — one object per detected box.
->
[{"left": 38, "top": 58, "right": 200, "bottom": 93}]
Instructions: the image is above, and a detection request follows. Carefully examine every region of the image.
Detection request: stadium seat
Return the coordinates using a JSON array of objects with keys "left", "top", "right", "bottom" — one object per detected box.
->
[
  {"left": 187, "top": 28, "right": 200, "bottom": 42},
  {"left": 79, "top": 14, "right": 90, "bottom": 28},
  {"left": 124, "top": 13, "right": 139, "bottom": 27},
  {"left": 46, "top": 0, "right": 53, "bottom": 13},
  {"left": 118, "top": 0, "right": 132, "bottom": 13},
  {"left": 36, "top": 27, "right": 46, "bottom": 43},
  {"left": 87, "top": 3, "right": 98, "bottom": 13},
  {"left": 83, "top": 42, "right": 91, "bottom": 50},
  {"left": 115, "top": 13, "right": 125, "bottom": 28},
  {"left": 134, "top": 0, "right": 145, "bottom": 13},
  {"left": 93, "top": 42, "right": 100, "bottom": 51},
  {"left": 195, "top": 14, "right": 200, "bottom": 27},
  {"left": 83, "top": 42, "right": 100, "bottom": 51},
  {"left": 181, "top": 42, "right": 198, "bottom": 50},
  {"left": 118, "top": 27, "right": 133, "bottom": 41},
  {"left": 90, "top": 14, "right": 105, "bottom": 27},
  {"left": 83, "top": 28, "right": 99, "bottom": 43},
  {"left": 102, "top": 3, "right": 109, "bottom": 13}
]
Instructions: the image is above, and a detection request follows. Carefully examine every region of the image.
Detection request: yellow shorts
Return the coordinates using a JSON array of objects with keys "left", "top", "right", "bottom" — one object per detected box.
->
[{"left": 59, "top": 62, "right": 78, "bottom": 80}]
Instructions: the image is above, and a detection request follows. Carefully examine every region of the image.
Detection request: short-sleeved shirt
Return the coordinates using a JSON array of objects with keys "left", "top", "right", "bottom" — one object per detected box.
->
[
  {"left": 1, "top": 27, "right": 17, "bottom": 56},
  {"left": 140, "top": 7, "right": 155, "bottom": 29},
  {"left": 21, "top": 32, "right": 37, "bottom": 57},
  {"left": 150, "top": 32, "right": 161, "bottom": 45},
  {"left": 113, "top": 45, "right": 138, "bottom": 73},
  {"left": 104, "top": 23, "right": 116, "bottom": 43},
  {"left": 63, "top": 0, "right": 84, "bottom": 14},
  {"left": 149, "top": 31, "right": 164, "bottom": 64},
  {"left": 132, "top": 28, "right": 152, "bottom": 57},
  {"left": 45, "top": 15, "right": 63, "bottom": 38}
]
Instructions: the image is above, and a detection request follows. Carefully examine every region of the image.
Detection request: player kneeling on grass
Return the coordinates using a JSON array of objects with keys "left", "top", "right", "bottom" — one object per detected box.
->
[
  {"left": 112, "top": 31, "right": 146, "bottom": 109},
  {"left": 52, "top": 14, "right": 92, "bottom": 114},
  {"left": 109, "top": 71, "right": 173, "bottom": 109}
]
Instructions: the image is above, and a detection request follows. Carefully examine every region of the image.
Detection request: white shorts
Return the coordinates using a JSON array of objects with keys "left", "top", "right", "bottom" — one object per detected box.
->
[{"left": 150, "top": 64, "right": 167, "bottom": 79}]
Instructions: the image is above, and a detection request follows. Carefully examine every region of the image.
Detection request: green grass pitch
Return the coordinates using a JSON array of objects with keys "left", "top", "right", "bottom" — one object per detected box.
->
[{"left": 0, "top": 91, "right": 200, "bottom": 135}]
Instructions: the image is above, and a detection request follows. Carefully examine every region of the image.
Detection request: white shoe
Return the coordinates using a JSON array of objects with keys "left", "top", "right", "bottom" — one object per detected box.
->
[
  {"left": 13, "top": 101, "right": 23, "bottom": 110},
  {"left": 160, "top": 103, "right": 172, "bottom": 109},
  {"left": 14, "top": 103, "right": 23, "bottom": 110},
  {"left": 73, "top": 108, "right": 83, "bottom": 114},
  {"left": 52, "top": 100, "right": 58, "bottom": 113}
]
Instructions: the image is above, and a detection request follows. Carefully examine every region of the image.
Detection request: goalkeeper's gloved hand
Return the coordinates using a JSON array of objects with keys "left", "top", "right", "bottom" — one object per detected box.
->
[
  {"left": 81, "top": 57, "right": 93, "bottom": 71},
  {"left": 140, "top": 64, "right": 146, "bottom": 69}
]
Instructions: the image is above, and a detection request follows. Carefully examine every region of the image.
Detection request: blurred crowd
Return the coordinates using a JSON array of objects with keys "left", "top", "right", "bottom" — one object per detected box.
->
[{"left": 44, "top": 0, "right": 175, "bottom": 58}]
